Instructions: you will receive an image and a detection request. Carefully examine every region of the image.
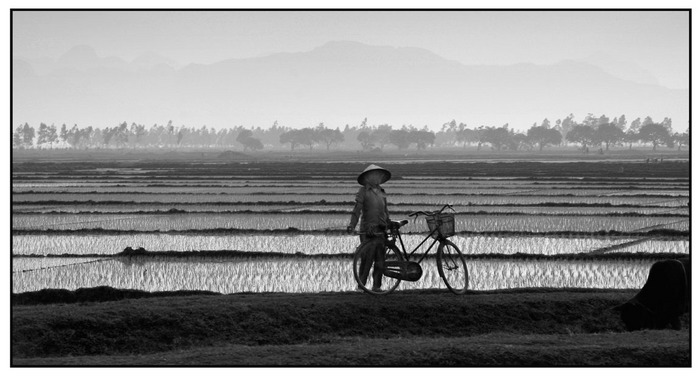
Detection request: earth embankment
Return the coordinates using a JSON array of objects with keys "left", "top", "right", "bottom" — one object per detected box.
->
[{"left": 11, "top": 287, "right": 690, "bottom": 366}]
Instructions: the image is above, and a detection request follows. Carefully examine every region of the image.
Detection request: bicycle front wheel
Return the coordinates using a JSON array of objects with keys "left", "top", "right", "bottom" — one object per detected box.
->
[
  {"left": 437, "top": 240, "right": 469, "bottom": 294},
  {"left": 353, "top": 243, "right": 403, "bottom": 295}
]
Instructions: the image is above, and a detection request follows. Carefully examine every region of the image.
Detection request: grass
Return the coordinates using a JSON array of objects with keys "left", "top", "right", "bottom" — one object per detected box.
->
[
  {"left": 13, "top": 331, "right": 689, "bottom": 366},
  {"left": 11, "top": 287, "right": 690, "bottom": 366}
]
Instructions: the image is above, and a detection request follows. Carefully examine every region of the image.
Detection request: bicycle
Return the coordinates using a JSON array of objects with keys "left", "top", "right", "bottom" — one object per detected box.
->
[{"left": 352, "top": 204, "right": 469, "bottom": 295}]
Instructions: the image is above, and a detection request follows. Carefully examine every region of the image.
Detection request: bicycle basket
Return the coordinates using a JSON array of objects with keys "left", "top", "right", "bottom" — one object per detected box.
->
[{"left": 426, "top": 212, "right": 455, "bottom": 238}]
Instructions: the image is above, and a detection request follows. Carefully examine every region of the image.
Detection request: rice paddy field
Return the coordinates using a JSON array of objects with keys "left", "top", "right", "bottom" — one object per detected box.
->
[
  {"left": 12, "top": 157, "right": 689, "bottom": 294},
  {"left": 11, "top": 154, "right": 691, "bottom": 366}
]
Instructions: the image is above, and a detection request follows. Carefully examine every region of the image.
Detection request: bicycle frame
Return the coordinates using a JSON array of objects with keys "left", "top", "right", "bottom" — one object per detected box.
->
[
  {"left": 384, "top": 203, "right": 454, "bottom": 263},
  {"left": 386, "top": 221, "right": 444, "bottom": 264}
]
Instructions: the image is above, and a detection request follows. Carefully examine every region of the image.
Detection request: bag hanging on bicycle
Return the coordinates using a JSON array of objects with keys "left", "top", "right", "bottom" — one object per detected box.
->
[{"left": 383, "top": 260, "right": 423, "bottom": 281}]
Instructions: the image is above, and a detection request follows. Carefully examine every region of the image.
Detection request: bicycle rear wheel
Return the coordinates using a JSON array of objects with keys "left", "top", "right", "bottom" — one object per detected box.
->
[
  {"left": 436, "top": 240, "right": 469, "bottom": 294},
  {"left": 353, "top": 243, "right": 403, "bottom": 295}
]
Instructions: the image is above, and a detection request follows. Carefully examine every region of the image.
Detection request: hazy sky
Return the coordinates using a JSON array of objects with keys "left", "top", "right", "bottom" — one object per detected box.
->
[{"left": 13, "top": 10, "right": 689, "bottom": 89}]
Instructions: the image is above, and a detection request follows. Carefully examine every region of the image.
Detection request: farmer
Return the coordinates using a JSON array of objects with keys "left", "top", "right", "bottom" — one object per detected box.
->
[{"left": 347, "top": 164, "right": 392, "bottom": 292}]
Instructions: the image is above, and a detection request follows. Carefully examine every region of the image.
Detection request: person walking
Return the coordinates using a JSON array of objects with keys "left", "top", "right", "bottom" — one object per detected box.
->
[{"left": 347, "top": 164, "right": 392, "bottom": 292}]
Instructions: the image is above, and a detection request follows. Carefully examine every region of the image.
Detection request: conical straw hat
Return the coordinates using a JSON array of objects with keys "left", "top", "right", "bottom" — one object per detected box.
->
[{"left": 357, "top": 164, "right": 391, "bottom": 185}]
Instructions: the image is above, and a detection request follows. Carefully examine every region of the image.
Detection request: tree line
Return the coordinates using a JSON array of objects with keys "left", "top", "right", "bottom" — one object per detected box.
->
[
  {"left": 12, "top": 113, "right": 689, "bottom": 152},
  {"left": 436, "top": 114, "right": 687, "bottom": 152}
]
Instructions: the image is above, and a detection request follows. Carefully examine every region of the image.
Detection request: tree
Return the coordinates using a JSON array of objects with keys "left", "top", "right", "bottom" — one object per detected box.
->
[
  {"left": 456, "top": 123, "right": 477, "bottom": 148},
  {"left": 177, "top": 128, "right": 186, "bottom": 145},
  {"left": 625, "top": 117, "right": 642, "bottom": 149},
  {"left": 83, "top": 126, "right": 96, "bottom": 149},
  {"left": 212, "top": 128, "right": 227, "bottom": 147},
  {"left": 67, "top": 124, "right": 82, "bottom": 148},
  {"left": 594, "top": 123, "right": 625, "bottom": 150},
  {"left": 441, "top": 119, "right": 457, "bottom": 133},
  {"left": 630, "top": 117, "right": 642, "bottom": 130},
  {"left": 298, "top": 128, "right": 318, "bottom": 150},
  {"left": 473, "top": 126, "right": 489, "bottom": 151},
  {"left": 527, "top": 125, "right": 562, "bottom": 151},
  {"left": 316, "top": 124, "right": 344, "bottom": 150},
  {"left": 197, "top": 125, "right": 211, "bottom": 147},
  {"left": 674, "top": 128, "right": 689, "bottom": 150},
  {"left": 359, "top": 117, "right": 368, "bottom": 129},
  {"left": 512, "top": 132, "right": 533, "bottom": 151},
  {"left": 638, "top": 123, "right": 672, "bottom": 151},
  {"left": 661, "top": 117, "right": 673, "bottom": 133},
  {"left": 597, "top": 114, "right": 610, "bottom": 127},
  {"left": 59, "top": 124, "right": 68, "bottom": 143},
  {"left": 357, "top": 131, "right": 374, "bottom": 150},
  {"left": 372, "top": 124, "right": 393, "bottom": 150},
  {"left": 616, "top": 114, "right": 627, "bottom": 131},
  {"left": 166, "top": 120, "right": 175, "bottom": 146},
  {"left": 541, "top": 118, "right": 551, "bottom": 128},
  {"left": 102, "top": 126, "right": 116, "bottom": 147},
  {"left": 280, "top": 130, "right": 300, "bottom": 150},
  {"left": 36, "top": 123, "right": 49, "bottom": 146},
  {"left": 410, "top": 129, "right": 436, "bottom": 150},
  {"left": 582, "top": 113, "right": 598, "bottom": 128},
  {"left": 566, "top": 125, "right": 596, "bottom": 152},
  {"left": 130, "top": 123, "right": 147, "bottom": 147},
  {"left": 224, "top": 128, "right": 239, "bottom": 147},
  {"left": 236, "top": 129, "right": 264, "bottom": 151},
  {"left": 236, "top": 129, "right": 253, "bottom": 141},
  {"left": 13, "top": 124, "right": 24, "bottom": 148},
  {"left": 247, "top": 137, "right": 264, "bottom": 151},
  {"left": 46, "top": 124, "right": 58, "bottom": 148},
  {"left": 33, "top": 122, "right": 58, "bottom": 148},
  {"left": 113, "top": 122, "right": 129, "bottom": 148},
  {"left": 389, "top": 129, "right": 411, "bottom": 149},
  {"left": 99, "top": 123, "right": 129, "bottom": 148},
  {"left": 559, "top": 113, "right": 576, "bottom": 143},
  {"left": 279, "top": 128, "right": 318, "bottom": 150},
  {"left": 240, "top": 136, "right": 264, "bottom": 151},
  {"left": 482, "top": 126, "right": 513, "bottom": 151}
]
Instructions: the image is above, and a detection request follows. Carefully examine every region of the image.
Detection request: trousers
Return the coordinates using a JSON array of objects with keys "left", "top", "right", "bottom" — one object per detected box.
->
[{"left": 357, "top": 233, "right": 387, "bottom": 288}]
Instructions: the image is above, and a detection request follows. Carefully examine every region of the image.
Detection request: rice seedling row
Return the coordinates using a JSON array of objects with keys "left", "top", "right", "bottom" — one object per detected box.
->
[
  {"left": 12, "top": 193, "right": 690, "bottom": 207},
  {"left": 11, "top": 202, "right": 690, "bottom": 217},
  {"left": 12, "top": 234, "right": 689, "bottom": 257},
  {"left": 11, "top": 257, "right": 657, "bottom": 294},
  {"left": 12, "top": 213, "right": 690, "bottom": 233},
  {"left": 13, "top": 175, "right": 689, "bottom": 185},
  {"left": 12, "top": 184, "right": 689, "bottom": 196}
]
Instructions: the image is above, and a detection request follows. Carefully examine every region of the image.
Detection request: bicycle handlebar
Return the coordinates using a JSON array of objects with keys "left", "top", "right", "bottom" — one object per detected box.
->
[
  {"left": 348, "top": 205, "right": 453, "bottom": 236},
  {"left": 408, "top": 204, "right": 453, "bottom": 218}
]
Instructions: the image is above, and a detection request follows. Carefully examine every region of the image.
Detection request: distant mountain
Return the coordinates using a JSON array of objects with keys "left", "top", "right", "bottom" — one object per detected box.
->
[
  {"left": 130, "top": 51, "right": 180, "bottom": 70},
  {"left": 17, "top": 46, "right": 180, "bottom": 75},
  {"left": 576, "top": 53, "right": 661, "bottom": 87},
  {"left": 55, "top": 45, "right": 130, "bottom": 72},
  {"left": 12, "top": 41, "right": 689, "bottom": 132}
]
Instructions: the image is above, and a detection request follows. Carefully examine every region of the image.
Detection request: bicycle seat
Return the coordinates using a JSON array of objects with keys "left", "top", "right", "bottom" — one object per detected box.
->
[{"left": 389, "top": 219, "right": 409, "bottom": 229}]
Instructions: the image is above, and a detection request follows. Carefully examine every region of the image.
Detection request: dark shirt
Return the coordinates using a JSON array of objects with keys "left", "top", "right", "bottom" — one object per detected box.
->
[{"left": 349, "top": 185, "right": 390, "bottom": 232}]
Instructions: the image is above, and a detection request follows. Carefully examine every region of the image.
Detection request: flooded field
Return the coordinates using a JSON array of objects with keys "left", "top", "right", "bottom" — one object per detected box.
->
[
  {"left": 12, "top": 256, "right": 655, "bottom": 294},
  {"left": 12, "top": 160, "right": 689, "bottom": 294}
]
